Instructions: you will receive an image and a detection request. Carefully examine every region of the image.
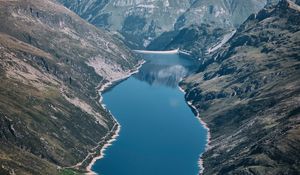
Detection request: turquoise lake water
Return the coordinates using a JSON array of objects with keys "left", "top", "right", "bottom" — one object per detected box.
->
[{"left": 92, "top": 53, "right": 207, "bottom": 175}]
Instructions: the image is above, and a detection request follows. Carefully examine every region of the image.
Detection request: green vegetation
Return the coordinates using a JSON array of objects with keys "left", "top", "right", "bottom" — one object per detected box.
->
[
  {"left": 59, "top": 168, "right": 83, "bottom": 175},
  {"left": 181, "top": 1, "right": 300, "bottom": 174},
  {"left": 0, "top": 0, "right": 139, "bottom": 174}
]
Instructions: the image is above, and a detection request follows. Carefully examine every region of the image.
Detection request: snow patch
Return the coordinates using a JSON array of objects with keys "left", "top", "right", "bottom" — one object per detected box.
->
[
  {"left": 287, "top": 0, "right": 300, "bottom": 12},
  {"left": 207, "top": 30, "right": 236, "bottom": 54},
  {"left": 215, "top": 7, "right": 226, "bottom": 17}
]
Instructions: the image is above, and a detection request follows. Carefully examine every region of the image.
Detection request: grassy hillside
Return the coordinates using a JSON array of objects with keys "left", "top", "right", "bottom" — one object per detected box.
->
[
  {"left": 0, "top": 0, "right": 139, "bottom": 174},
  {"left": 181, "top": 1, "right": 300, "bottom": 174}
]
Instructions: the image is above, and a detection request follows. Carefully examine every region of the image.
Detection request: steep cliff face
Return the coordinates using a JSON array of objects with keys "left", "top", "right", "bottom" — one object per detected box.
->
[
  {"left": 59, "top": 0, "right": 271, "bottom": 49},
  {"left": 148, "top": 0, "right": 270, "bottom": 57},
  {"left": 181, "top": 0, "right": 300, "bottom": 174},
  {"left": 175, "top": 0, "right": 267, "bottom": 30},
  {"left": 59, "top": 0, "right": 191, "bottom": 49},
  {"left": 148, "top": 24, "right": 233, "bottom": 59},
  {"left": 0, "top": 0, "right": 139, "bottom": 174}
]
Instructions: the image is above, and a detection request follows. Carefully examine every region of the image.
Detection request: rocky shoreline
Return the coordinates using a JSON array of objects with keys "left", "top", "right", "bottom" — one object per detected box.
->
[
  {"left": 78, "top": 60, "right": 146, "bottom": 174},
  {"left": 178, "top": 85, "right": 211, "bottom": 174},
  {"left": 180, "top": 1, "right": 300, "bottom": 174}
]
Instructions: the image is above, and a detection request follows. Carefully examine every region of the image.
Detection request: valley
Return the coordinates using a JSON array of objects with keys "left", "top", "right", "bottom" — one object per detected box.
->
[
  {"left": 0, "top": 0, "right": 299, "bottom": 175},
  {"left": 91, "top": 53, "right": 207, "bottom": 175}
]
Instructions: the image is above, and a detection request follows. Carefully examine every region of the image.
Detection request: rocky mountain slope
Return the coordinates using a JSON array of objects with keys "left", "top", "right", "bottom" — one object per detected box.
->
[
  {"left": 148, "top": 0, "right": 270, "bottom": 57},
  {"left": 180, "top": 0, "right": 300, "bottom": 174},
  {"left": 175, "top": 0, "right": 267, "bottom": 29},
  {"left": 0, "top": 0, "right": 140, "bottom": 174},
  {"left": 59, "top": 0, "right": 191, "bottom": 48},
  {"left": 148, "top": 24, "right": 234, "bottom": 60},
  {"left": 149, "top": 0, "right": 297, "bottom": 63},
  {"left": 59, "top": 0, "right": 271, "bottom": 49}
]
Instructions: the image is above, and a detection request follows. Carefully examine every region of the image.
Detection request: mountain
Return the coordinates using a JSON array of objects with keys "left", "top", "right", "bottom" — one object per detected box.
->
[
  {"left": 58, "top": 0, "right": 191, "bottom": 49},
  {"left": 1, "top": 0, "right": 299, "bottom": 174},
  {"left": 0, "top": 0, "right": 140, "bottom": 174},
  {"left": 175, "top": 0, "right": 267, "bottom": 29},
  {"left": 180, "top": 0, "right": 300, "bottom": 174},
  {"left": 148, "top": 24, "right": 235, "bottom": 60},
  {"left": 149, "top": 0, "right": 300, "bottom": 60},
  {"left": 147, "top": 0, "right": 270, "bottom": 57},
  {"left": 58, "top": 0, "right": 271, "bottom": 49}
]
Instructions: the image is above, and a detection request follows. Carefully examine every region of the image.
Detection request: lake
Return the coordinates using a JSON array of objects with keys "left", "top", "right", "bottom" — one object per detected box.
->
[{"left": 92, "top": 53, "right": 208, "bottom": 175}]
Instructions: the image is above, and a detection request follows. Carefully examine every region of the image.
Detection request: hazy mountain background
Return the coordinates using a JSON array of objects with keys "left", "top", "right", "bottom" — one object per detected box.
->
[{"left": 58, "top": 0, "right": 273, "bottom": 49}]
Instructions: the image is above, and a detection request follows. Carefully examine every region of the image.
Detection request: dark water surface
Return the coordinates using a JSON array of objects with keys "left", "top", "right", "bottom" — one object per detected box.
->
[{"left": 92, "top": 54, "right": 207, "bottom": 175}]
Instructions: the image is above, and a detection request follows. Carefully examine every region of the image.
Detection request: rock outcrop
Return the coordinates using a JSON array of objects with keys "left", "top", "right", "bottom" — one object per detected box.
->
[
  {"left": 181, "top": 1, "right": 300, "bottom": 174},
  {"left": 0, "top": 0, "right": 139, "bottom": 174},
  {"left": 58, "top": 0, "right": 270, "bottom": 49}
]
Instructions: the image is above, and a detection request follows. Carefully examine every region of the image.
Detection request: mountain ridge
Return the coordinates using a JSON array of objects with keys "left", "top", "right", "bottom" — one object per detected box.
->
[
  {"left": 0, "top": 0, "right": 299, "bottom": 174},
  {"left": 0, "top": 0, "right": 140, "bottom": 174},
  {"left": 59, "top": 0, "right": 270, "bottom": 49},
  {"left": 180, "top": 0, "right": 300, "bottom": 174}
]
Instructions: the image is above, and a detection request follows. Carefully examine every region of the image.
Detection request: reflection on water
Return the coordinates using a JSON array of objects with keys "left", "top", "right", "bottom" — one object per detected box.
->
[
  {"left": 134, "top": 54, "right": 198, "bottom": 88},
  {"left": 92, "top": 53, "right": 207, "bottom": 175}
]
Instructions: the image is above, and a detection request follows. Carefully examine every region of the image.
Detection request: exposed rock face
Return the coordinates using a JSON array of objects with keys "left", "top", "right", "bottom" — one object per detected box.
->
[
  {"left": 0, "top": 0, "right": 139, "bottom": 174},
  {"left": 147, "top": 24, "right": 233, "bottom": 59},
  {"left": 59, "top": 0, "right": 191, "bottom": 49},
  {"left": 148, "top": 0, "right": 270, "bottom": 57},
  {"left": 58, "top": 0, "right": 270, "bottom": 49},
  {"left": 175, "top": 0, "right": 267, "bottom": 29},
  {"left": 180, "top": 1, "right": 300, "bottom": 174}
]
